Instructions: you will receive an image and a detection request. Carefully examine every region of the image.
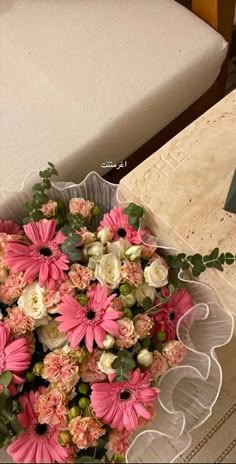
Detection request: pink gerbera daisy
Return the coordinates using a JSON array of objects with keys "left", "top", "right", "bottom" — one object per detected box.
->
[
  {"left": 91, "top": 368, "right": 159, "bottom": 432},
  {"left": 0, "top": 219, "right": 23, "bottom": 235},
  {"left": 0, "top": 321, "right": 31, "bottom": 385},
  {"left": 99, "top": 206, "right": 140, "bottom": 244},
  {"left": 5, "top": 219, "right": 69, "bottom": 288},
  {"left": 153, "top": 287, "right": 193, "bottom": 340},
  {"left": 7, "top": 389, "right": 70, "bottom": 464},
  {"left": 56, "top": 283, "right": 122, "bottom": 352}
]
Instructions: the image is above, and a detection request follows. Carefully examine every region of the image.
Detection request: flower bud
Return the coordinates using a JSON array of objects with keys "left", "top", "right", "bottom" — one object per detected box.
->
[
  {"left": 125, "top": 245, "right": 142, "bottom": 261},
  {"left": 137, "top": 348, "right": 153, "bottom": 367},
  {"left": 120, "top": 292, "right": 136, "bottom": 307},
  {"left": 58, "top": 431, "right": 71, "bottom": 447},
  {"left": 25, "top": 371, "right": 35, "bottom": 382},
  {"left": 156, "top": 331, "right": 167, "bottom": 342},
  {"left": 68, "top": 406, "right": 80, "bottom": 420},
  {"left": 119, "top": 283, "right": 132, "bottom": 295},
  {"left": 78, "top": 382, "right": 89, "bottom": 395},
  {"left": 103, "top": 334, "right": 115, "bottom": 349},
  {"left": 98, "top": 352, "right": 117, "bottom": 375},
  {"left": 33, "top": 362, "right": 44, "bottom": 376},
  {"left": 78, "top": 397, "right": 90, "bottom": 409},
  {"left": 97, "top": 227, "right": 113, "bottom": 245},
  {"left": 76, "top": 295, "right": 88, "bottom": 306},
  {"left": 91, "top": 206, "right": 101, "bottom": 216},
  {"left": 123, "top": 307, "right": 133, "bottom": 319}
]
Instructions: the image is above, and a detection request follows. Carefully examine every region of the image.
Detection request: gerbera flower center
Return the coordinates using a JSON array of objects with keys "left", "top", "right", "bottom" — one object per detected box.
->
[
  {"left": 117, "top": 228, "right": 127, "bottom": 238},
  {"left": 119, "top": 390, "right": 131, "bottom": 401},
  {"left": 169, "top": 311, "right": 176, "bottom": 321},
  {"left": 86, "top": 309, "right": 96, "bottom": 320},
  {"left": 35, "top": 423, "right": 48, "bottom": 435},
  {"left": 38, "top": 247, "right": 53, "bottom": 257}
]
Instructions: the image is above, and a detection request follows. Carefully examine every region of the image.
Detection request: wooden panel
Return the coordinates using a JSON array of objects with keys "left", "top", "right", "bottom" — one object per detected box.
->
[{"left": 192, "top": 0, "right": 235, "bottom": 42}]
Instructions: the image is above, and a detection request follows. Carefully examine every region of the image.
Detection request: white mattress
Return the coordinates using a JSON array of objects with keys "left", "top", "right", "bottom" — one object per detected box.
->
[{"left": 0, "top": 0, "right": 228, "bottom": 191}]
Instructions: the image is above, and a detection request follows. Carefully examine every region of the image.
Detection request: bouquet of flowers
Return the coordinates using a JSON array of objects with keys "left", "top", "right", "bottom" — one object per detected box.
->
[{"left": 0, "top": 164, "right": 234, "bottom": 464}]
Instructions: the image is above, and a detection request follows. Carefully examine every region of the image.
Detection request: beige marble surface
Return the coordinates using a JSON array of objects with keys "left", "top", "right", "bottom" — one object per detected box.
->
[{"left": 119, "top": 90, "right": 236, "bottom": 314}]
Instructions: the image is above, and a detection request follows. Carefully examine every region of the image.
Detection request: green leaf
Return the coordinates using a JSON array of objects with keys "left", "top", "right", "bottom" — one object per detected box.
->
[
  {"left": 168, "top": 284, "right": 175, "bottom": 295},
  {"left": 191, "top": 254, "right": 203, "bottom": 266},
  {"left": 39, "top": 170, "right": 51, "bottom": 178},
  {"left": 34, "top": 192, "right": 49, "bottom": 204},
  {"left": 30, "top": 210, "right": 44, "bottom": 222},
  {"left": 61, "top": 235, "right": 82, "bottom": 252},
  {"left": 123, "top": 203, "right": 143, "bottom": 218},
  {"left": 0, "top": 371, "right": 13, "bottom": 387},
  {"left": 210, "top": 247, "right": 219, "bottom": 260},
  {"left": 67, "top": 250, "right": 82, "bottom": 262},
  {"left": 61, "top": 225, "right": 74, "bottom": 236},
  {"left": 32, "top": 183, "right": 45, "bottom": 192},
  {"left": 213, "top": 261, "right": 224, "bottom": 272},
  {"left": 165, "top": 255, "right": 173, "bottom": 266},
  {"left": 142, "top": 296, "right": 153, "bottom": 311},
  {"left": 43, "top": 178, "right": 51, "bottom": 189},
  {"left": 225, "top": 252, "right": 235, "bottom": 265},
  {"left": 192, "top": 267, "right": 201, "bottom": 277},
  {"left": 48, "top": 162, "right": 55, "bottom": 168},
  {"left": 181, "top": 260, "right": 190, "bottom": 270},
  {"left": 218, "top": 253, "right": 225, "bottom": 264}
]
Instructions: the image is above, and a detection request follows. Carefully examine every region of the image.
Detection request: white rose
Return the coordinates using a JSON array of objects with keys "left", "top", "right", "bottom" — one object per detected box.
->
[
  {"left": 97, "top": 227, "right": 113, "bottom": 245},
  {"left": 84, "top": 241, "right": 104, "bottom": 263},
  {"left": 120, "top": 292, "right": 136, "bottom": 307},
  {"left": 98, "top": 352, "right": 117, "bottom": 374},
  {"left": 125, "top": 245, "right": 142, "bottom": 261},
  {"left": 136, "top": 283, "right": 156, "bottom": 306},
  {"left": 107, "top": 239, "right": 131, "bottom": 259},
  {"left": 37, "top": 320, "right": 68, "bottom": 352},
  {"left": 137, "top": 349, "right": 153, "bottom": 367},
  {"left": 95, "top": 253, "right": 121, "bottom": 289},
  {"left": 144, "top": 259, "right": 168, "bottom": 288},
  {"left": 18, "top": 282, "right": 48, "bottom": 326},
  {"left": 103, "top": 334, "right": 115, "bottom": 349}
]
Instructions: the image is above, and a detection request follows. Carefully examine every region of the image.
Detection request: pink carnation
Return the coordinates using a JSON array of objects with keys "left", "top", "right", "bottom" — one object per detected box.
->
[
  {"left": 141, "top": 243, "right": 156, "bottom": 259},
  {"left": 79, "top": 227, "right": 96, "bottom": 244},
  {"left": 5, "top": 306, "right": 35, "bottom": 334},
  {"left": 42, "top": 350, "right": 79, "bottom": 393},
  {"left": 148, "top": 350, "right": 168, "bottom": 380},
  {"left": 115, "top": 318, "right": 139, "bottom": 349},
  {"left": 121, "top": 260, "right": 143, "bottom": 287},
  {"left": 112, "top": 296, "right": 125, "bottom": 312},
  {"left": 43, "top": 278, "right": 75, "bottom": 312},
  {"left": 69, "top": 263, "right": 94, "bottom": 290},
  {"left": 80, "top": 349, "right": 106, "bottom": 383},
  {"left": 133, "top": 314, "right": 154, "bottom": 339},
  {"left": 69, "top": 416, "right": 105, "bottom": 449},
  {"left": 162, "top": 341, "right": 186, "bottom": 367},
  {"left": 40, "top": 200, "right": 58, "bottom": 217},
  {"left": 148, "top": 253, "right": 169, "bottom": 267},
  {"left": 108, "top": 429, "right": 131, "bottom": 456},
  {"left": 69, "top": 198, "right": 94, "bottom": 218},
  {"left": 0, "top": 272, "right": 26, "bottom": 305},
  {"left": 35, "top": 389, "right": 68, "bottom": 426}
]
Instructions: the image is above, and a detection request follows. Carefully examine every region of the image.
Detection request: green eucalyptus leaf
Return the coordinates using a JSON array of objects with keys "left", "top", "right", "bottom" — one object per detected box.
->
[
  {"left": 192, "top": 267, "right": 201, "bottom": 277},
  {"left": 0, "top": 371, "right": 13, "bottom": 387},
  {"left": 191, "top": 254, "right": 203, "bottom": 266},
  {"left": 225, "top": 252, "right": 235, "bottom": 265},
  {"left": 210, "top": 247, "right": 219, "bottom": 260},
  {"left": 30, "top": 210, "right": 44, "bottom": 222},
  {"left": 48, "top": 162, "right": 55, "bottom": 168},
  {"left": 67, "top": 250, "right": 82, "bottom": 262},
  {"left": 43, "top": 178, "right": 51, "bottom": 189},
  {"left": 61, "top": 225, "right": 74, "bottom": 236},
  {"left": 181, "top": 260, "right": 190, "bottom": 270},
  {"left": 142, "top": 296, "right": 153, "bottom": 311},
  {"left": 213, "top": 261, "right": 224, "bottom": 272}
]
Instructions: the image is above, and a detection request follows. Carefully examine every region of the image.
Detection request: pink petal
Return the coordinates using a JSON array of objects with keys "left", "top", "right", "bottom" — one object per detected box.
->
[
  {"left": 38, "top": 219, "right": 57, "bottom": 242},
  {"left": 70, "top": 324, "right": 86, "bottom": 347},
  {"left": 85, "top": 325, "right": 94, "bottom": 352},
  {"left": 23, "top": 222, "right": 41, "bottom": 244},
  {"left": 134, "top": 402, "right": 151, "bottom": 419},
  {"left": 94, "top": 326, "right": 105, "bottom": 347}
]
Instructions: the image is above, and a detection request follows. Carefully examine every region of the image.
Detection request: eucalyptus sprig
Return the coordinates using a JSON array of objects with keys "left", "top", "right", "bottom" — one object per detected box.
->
[
  {"left": 23, "top": 162, "right": 58, "bottom": 224},
  {"left": 0, "top": 371, "right": 22, "bottom": 448},
  {"left": 123, "top": 203, "right": 143, "bottom": 230},
  {"left": 111, "top": 350, "right": 136, "bottom": 383},
  {"left": 165, "top": 247, "right": 236, "bottom": 277}
]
